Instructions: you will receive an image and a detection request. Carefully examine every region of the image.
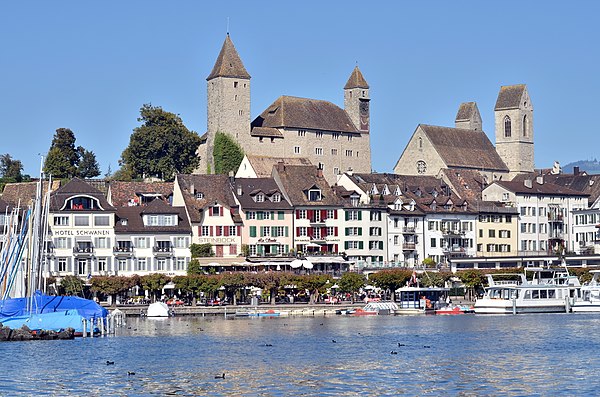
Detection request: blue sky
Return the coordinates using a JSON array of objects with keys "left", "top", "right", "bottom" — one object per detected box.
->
[{"left": 1, "top": 1, "right": 598, "bottom": 177}]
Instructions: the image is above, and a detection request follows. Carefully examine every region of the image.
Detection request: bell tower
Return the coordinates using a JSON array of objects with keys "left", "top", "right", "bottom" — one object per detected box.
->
[
  {"left": 344, "top": 66, "right": 370, "bottom": 133},
  {"left": 494, "top": 84, "right": 534, "bottom": 177}
]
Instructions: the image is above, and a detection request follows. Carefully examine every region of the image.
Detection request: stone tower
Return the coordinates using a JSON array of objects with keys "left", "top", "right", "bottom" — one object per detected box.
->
[
  {"left": 455, "top": 102, "right": 482, "bottom": 131},
  {"left": 344, "top": 66, "right": 370, "bottom": 133},
  {"left": 204, "top": 34, "right": 251, "bottom": 172},
  {"left": 494, "top": 84, "right": 534, "bottom": 177}
]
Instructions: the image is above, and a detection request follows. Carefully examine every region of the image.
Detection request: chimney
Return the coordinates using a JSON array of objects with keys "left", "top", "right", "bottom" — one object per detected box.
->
[
  {"left": 347, "top": 167, "right": 353, "bottom": 176},
  {"left": 317, "top": 167, "right": 323, "bottom": 179},
  {"left": 190, "top": 184, "right": 195, "bottom": 195},
  {"left": 574, "top": 166, "right": 580, "bottom": 175},
  {"left": 229, "top": 170, "right": 235, "bottom": 183},
  {"left": 536, "top": 175, "right": 544, "bottom": 185},
  {"left": 276, "top": 160, "right": 285, "bottom": 172},
  {"left": 237, "top": 184, "right": 242, "bottom": 196},
  {"left": 524, "top": 179, "right": 532, "bottom": 189}
]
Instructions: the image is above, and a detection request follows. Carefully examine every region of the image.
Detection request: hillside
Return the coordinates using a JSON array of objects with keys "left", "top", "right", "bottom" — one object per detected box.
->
[{"left": 563, "top": 159, "right": 600, "bottom": 174}]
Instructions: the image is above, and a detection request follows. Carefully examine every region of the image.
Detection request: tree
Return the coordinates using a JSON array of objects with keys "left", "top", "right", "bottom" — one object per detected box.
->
[
  {"left": 219, "top": 272, "right": 246, "bottom": 305},
  {"left": 187, "top": 259, "right": 202, "bottom": 275},
  {"left": 0, "top": 154, "right": 24, "bottom": 182},
  {"left": 296, "top": 274, "right": 331, "bottom": 304},
  {"left": 91, "top": 276, "right": 136, "bottom": 306},
  {"left": 44, "top": 128, "right": 80, "bottom": 178},
  {"left": 419, "top": 271, "right": 452, "bottom": 288},
  {"left": 457, "top": 269, "right": 487, "bottom": 300},
  {"left": 140, "top": 273, "right": 171, "bottom": 302},
  {"left": 120, "top": 104, "right": 201, "bottom": 181},
  {"left": 190, "top": 243, "right": 214, "bottom": 258},
  {"left": 213, "top": 131, "right": 244, "bottom": 175},
  {"left": 368, "top": 269, "right": 413, "bottom": 302},
  {"left": 337, "top": 272, "right": 366, "bottom": 303},
  {"left": 61, "top": 275, "right": 84, "bottom": 296},
  {"left": 77, "top": 149, "right": 101, "bottom": 178}
]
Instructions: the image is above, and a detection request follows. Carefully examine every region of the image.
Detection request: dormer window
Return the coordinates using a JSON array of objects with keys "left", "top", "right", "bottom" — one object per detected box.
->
[
  {"left": 382, "top": 185, "right": 390, "bottom": 195},
  {"left": 272, "top": 193, "right": 281, "bottom": 203},
  {"left": 146, "top": 215, "right": 176, "bottom": 226},
  {"left": 195, "top": 192, "right": 204, "bottom": 199},
  {"left": 308, "top": 189, "right": 322, "bottom": 202},
  {"left": 432, "top": 191, "right": 438, "bottom": 198},
  {"left": 370, "top": 184, "right": 378, "bottom": 195},
  {"left": 255, "top": 193, "right": 265, "bottom": 203},
  {"left": 121, "top": 218, "right": 128, "bottom": 226},
  {"left": 210, "top": 206, "right": 223, "bottom": 216},
  {"left": 394, "top": 187, "right": 401, "bottom": 196},
  {"left": 69, "top": 196, "right": 96, "bottom": 210}
]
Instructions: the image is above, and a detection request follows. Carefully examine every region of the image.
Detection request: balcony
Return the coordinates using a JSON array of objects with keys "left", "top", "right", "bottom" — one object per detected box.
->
[
  {"left": 309, "top": 217, "right": 326, "bottom": 225},
  {"left": 402, "top": 242, "right": 416, "bottom": 251},
  {"left": 441, "top": 229, "right": 465, "bottom": 237},
  {"left": 548, "top": 232, "right": 564, "bottom": 240},
  {"left": 402, "top": 227, "right": 416, "bottom": 234},
  {"left": 548, "top": 214, "right": 563, "bottom": 222},
  {"left": 73, "top": 246, "right": 94, "bottom": 255},
  {"left": 153, "top": 246, "right": 173, "bottom": 255}
]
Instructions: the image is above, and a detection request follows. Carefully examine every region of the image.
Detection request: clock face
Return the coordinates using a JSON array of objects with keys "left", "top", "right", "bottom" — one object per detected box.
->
[
  {"left": 417, "top": 160, "right": 427, "bottom": 174},
  {"left": 359, "top": 100, "right": 369, "bottom": 131}
]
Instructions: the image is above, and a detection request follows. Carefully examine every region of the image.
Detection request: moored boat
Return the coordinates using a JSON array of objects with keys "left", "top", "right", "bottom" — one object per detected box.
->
[
  {"left": 572, "top": 270, "right": 600, "bottom": 312},
  {"left": 394, "top": 286, "right": 450, "bottom": 315}
]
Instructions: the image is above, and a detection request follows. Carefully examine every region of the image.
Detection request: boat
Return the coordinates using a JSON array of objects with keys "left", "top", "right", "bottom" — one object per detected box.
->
[
  {"left": 435, "top": 305, "right": 473, "bottom": 315},
  {"left": 572, "top": 270, "right": 600, "bottom": 312},
  {"left": 473, "top": 267, "right": 580, "bottom": 314},
  {"left": 147, "top": 302, "right": 170, "bottom": 317},
  {"left": 394, "top": 286, "right": 450, "bottom": 315},
  {"left": 0, "top": 171, "right": 109, "bottom": 335}
]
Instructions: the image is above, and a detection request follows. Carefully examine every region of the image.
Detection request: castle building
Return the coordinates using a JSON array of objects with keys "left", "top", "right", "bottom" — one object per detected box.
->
[
  {"left": 393, "top": 85, "right": 535, "bottom": 181},
  {"left": 198, "top": 35, "right": 372, "bottom": 184}
]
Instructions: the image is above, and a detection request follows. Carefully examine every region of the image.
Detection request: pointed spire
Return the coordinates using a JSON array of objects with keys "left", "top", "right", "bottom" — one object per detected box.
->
[
  {"left": 344, "top": 66, "right": 369, "bottom": 89},
  {"left": 207, "top": 34, "right": 250, "bottom": 81}
]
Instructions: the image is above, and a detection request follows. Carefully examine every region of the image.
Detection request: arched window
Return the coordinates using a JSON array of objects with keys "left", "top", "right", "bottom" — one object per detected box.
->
[
  {"left": 523, "top": 115, "right": 528, "bottom": 137},
  {"left": 504, "top": 116, "right": 511, "bottom": 138},
  {"left": 418, "top": 137, "right": 423, "bottom": 148}
]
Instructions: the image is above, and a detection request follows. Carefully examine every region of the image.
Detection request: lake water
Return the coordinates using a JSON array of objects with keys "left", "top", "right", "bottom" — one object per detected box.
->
[{"left": 2, "top": 313, "right": 600, "bottom": 396}]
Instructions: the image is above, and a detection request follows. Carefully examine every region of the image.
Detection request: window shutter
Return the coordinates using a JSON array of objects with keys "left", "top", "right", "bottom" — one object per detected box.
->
[
  {"left": 308, "top": 210, "right": 314, "bottom": 222},
  {"left": 219, "top": 207, "right": 223, "bottom": 216},
  {"left": 345, "top": 227, "right": 349, "bottom": 236},
  {"left": 246, "top": 212, "right": 250, "bottom": 220},
  {"left": 250, "top": 226, "right": 256, "bottom": 237},
  {"left": 259, "top": 227, "right": 264, "bottom": 237},
  {"left": 321, "top": 227, "right": 326, "bottom": 237},
  {"left": 333, "top": 244, "right": 338, "bottom": 253},
  {"left": 107, "top": 257, "right": 112, "bottom": 272},
  {"left": 237, "top": 226, "right": 241, "bottom": 236},
  {"left": 358, "top": 228, "right": 362, "bottom": 236},
  {"left": 334, "top": 227, "right": 338, "bottom": 236},
  {"left": 210, "top": 226, "right": 214, "bottom": 236},
  {"left": 224, "top": 227, "right": 229, "bottom": 236},
  {"left": 334, "top": 210, "right": 338, "bottom": 220},
  {"left": 507, "top": 230, "right": 511, "bottom": 238},
  {"left": 271, "top": 211, "right": 274, "bottom": 219},
  {"left": 296, "top": 227, "right": 300, "bottom": 236},
  {"left": 296, "top": 210, "right": 300, "bottom": 219},
  {"left": 308, "top": 227, "right": 314, "bottom": 238},
  {"left": 216, "top": 227, "right": 221, "bottom": 236},
  {"left": 379, "top": 241, "right": 383, "bottom": 250},
  {"left": 285, "top": 244, "right": 289, "bottom": 253},
  {"left": 285, "top": 226, "right": 289, "bottom": 237},
  {"left": 345, "top": 241, "right": 349, "bottom": 250},
  {"left": 67, "top": 238, "right": 72, "bottom": 249},
  {"left": 359, "top": 241, "right": 364, "bottom": 249},
  {"left": 278, "top": 211, "right": 284, "bottom": 220},
  {"left": 198, "top": 226, "right": 202, "bottom": 236},
  {"left": 358, "top": 211, "right": 362, "bottom": 221},
  {"left": 185, "top": 237, "right": 190, "bottom": 247},
  {"left": 345, "top": 211, "right": 349, "bottom": 221},
  {"left": 321, "top": 210, "right": 327, "bottom": 220},
  {"left": 271, "top": 226, "right": 276, "bottom": 236},
  {"left": 67, "top": 258, "right": 72, "bottom": 273}
]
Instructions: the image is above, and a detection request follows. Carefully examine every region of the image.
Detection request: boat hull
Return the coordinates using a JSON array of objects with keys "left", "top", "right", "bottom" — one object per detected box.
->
[
  {"left": 571, "top": 302, "right": 600, "bottom": 312},
  {"left": 474, "top": 299, "right": 567, "bottom": 314}
]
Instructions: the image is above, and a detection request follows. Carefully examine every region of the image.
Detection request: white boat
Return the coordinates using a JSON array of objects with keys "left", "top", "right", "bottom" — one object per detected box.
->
[
  {"left": 474, "top": 267, "right": 580, "bottom": 314},
  {"left": 572, "top": 270, "right": 600, "bottom": 312},
  {"left": 147, "top": 302, "right": 170, "bottom": 317},
  {"left": 394, "top": 286, "right": 450, "bottom": 315}
]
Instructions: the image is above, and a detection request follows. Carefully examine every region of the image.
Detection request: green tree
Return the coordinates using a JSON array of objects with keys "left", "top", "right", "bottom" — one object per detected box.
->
[
  {"left": 247, "top": 272, "right": 293, "bottom": 305},
  {"left": 457, "top": 269, "right": 487, "bottom": 300},
  {"left": 120, "top": 104, "right": 201, "bottom": 181},
  {"left": 61, "top": 275, "right": 84, "bottom": 296},
  {"left": 0, "top": 154, "right": 24, "bottom": 182},
  {"left": 296, "top": 274, "right": 331, "bottom": 304},
  {"left": 368, "top": 269, "right": 413, "bottom": 302},
  {"left": 419, "top": 271, "right": 452, "bottom": 288},
  {"left": 219, "top": 272, "right": 246, "bottom": 305},
  {"left": 337, "top": 272, "right": 366, "bottom": 303},
  {"left": 187, "top": 259, "right": 202, "bottom": 275},
  {"left": 190, "top": 243, "right": 214, "bottom": 258},
  {"left": 140, "top": 273, "right": 171, "bottom": 302},
  {"left": 90, "top": 276, "right": 136, "bottom": 306},
  {"left": 213, "top": 131, "right": 244, "bottom": 175},
  {"left": 77, "top": 149, "right": 101, "bottom": 178},
  {"left": 44, "top": 128, "right": 81, "bottom": 178}
]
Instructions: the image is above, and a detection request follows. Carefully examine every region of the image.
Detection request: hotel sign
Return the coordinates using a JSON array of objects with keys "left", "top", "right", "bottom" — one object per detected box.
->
[
  {"left": 53, "top": 229, "right": 112, "bottom": 236},
  {"left": 197, "top": 237, "right": 237, "bottom": 244}
]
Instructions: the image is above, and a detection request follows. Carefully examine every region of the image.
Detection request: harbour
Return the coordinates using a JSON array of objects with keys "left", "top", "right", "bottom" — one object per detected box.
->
[{"left": 2, "top": 314, "right": 599, "bottom": 396}]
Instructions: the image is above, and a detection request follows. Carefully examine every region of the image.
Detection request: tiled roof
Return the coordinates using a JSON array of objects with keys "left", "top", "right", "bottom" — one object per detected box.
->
[
  {"left": 49, "top": 178, "right": 115, "bottom": 212},
  {"left": 250, "top": 127, "right": 283, "bottom": 138},
  {"left": 176, "top": 174, "right": 238, "bottom": 223},
  {"left": 114, "top": 205, "right": 191, "bottom": 234},
  {"left": 252, "top": 96, "right": 358, "bottom": 133},
  {"left": 108, "top": 181, "right": 173, "bottom": 207},
  {"left": 206, "top": 34, "right": 250, "bottom": 80},
  {"left": 513, "top": 173, "right": 600, "bottom": 205},
  {"left": 495, "top": 180, "right": 589, "bottom": 197},
  {"left": 420, "top": 124, "right": 509, "bottom": 172},
  {"left": 0, "top": 198, "right": 10, "bottom": 212},
  {"left": 439, "top": 169, "right": 487, "bottom": 204},
  {"left": 273, "top": 165, "right": 343, "bottom": 207},
  {"left": 233, "top": 178, "right": 292, "bottom": 210},
  {"left": 245, "top": 155, "right": 312, "bottom": 178},
  {"left": 455, "top": 102, "right": 478, "bottom": 122},
  {"left": 140, "top": 198, "right": 181, "bottom": 214},
  {"left": 344, "top": 66, "right": 369, "bottom": 89},
  {"left": 1, "top": 180, "right": 61, "bottom": 207},
  {"left": 494, "top": 84, "right": 526, "bottom": 110}
]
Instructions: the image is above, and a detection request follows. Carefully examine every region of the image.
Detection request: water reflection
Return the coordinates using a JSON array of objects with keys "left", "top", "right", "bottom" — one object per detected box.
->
[{"left": 2, "top": 314, "right": 600, "bottom": 395}]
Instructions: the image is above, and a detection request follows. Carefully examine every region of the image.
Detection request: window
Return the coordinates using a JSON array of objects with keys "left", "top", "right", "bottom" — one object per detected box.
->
[
  {"left": 523, "top": 115, "right": 528, "bottom": 137},
  {"left": 315, "top": 131, "right": 323, "bottom": 138},
  {"left": 255, "top": 193, "right": 264, "bottom": 202},
  {"left": 135, "top": 237, "right": 149, "bottom": 249},
  {"left": 333, "top": 167, "right": 339, "bottom": 176},
  {"left": 298, "top": 227, "right": 308, "bottom": 237},
  {"left": 229, "top": 226, "right": 237, "bottom": 236},
  {"left": 174, "top": 237, "right": 187, "bottom": 248},
  {"left": 298, "top": 130, "right": 306, "bottom": 137},
  {"left": 332, "top": 133, "right": 340, "bottom": 140},
  {"left": 96, "top": 237, "right": 108, "bottom": 249},
  {"left": 210, "top": 206, "right": 221, "bottom": 216},
  {"left": 504, "top": 116, "right": 511, "bottom": 137},
  {"left": 346, "top": 150, "right": 353, "bottom": 157},
  {"left": 157, "top": 258, "right": 166, "bottom": 271},
  {"left": 147, "top": 215, "right": 175, "bottom": 226},
  {"left": 488, "top": 230, "right": 496, "bottom": 238},
  {"left": 94, "top": 215, "right": 110, "bottom": 226},
  {"left": 294, "top": 146, "right": 301, "bottom": 154},
  {"left": 201, "top": 226, "right": 210, "bottom": 236},
  {"left": 55, "top": 237, "right": 69, "bottom": 249},
  {"left": 347, "top": 241, "right": 360, "bottom": 249},
  {"left": 327, "top": 210, "right": 336, "bottom": 219},
  {"left": 77, "top": 259, "right": 87, "bottom": 275},
  {"left": 273, "top": 226, "right": 285, "bottom": 237},
  {"left": 118, "top": 259, "right": 127, "bottom": 272},
  {"left": 175, "top": 257, "right": 186, "bottom": 271},
  {"left": 238, "top": 110, "right": 243, "bottom": 116},
  {"left": 418, "top": 137, "right": 423, "bottom": 148},
  {"left": 74, "top": 216, "right": 89, "bottom": 227},
  {"left": 137, "top": 258, "right": 146, "bottom": 272},
  {"left": 58, "top": 258, "right": 67, "bottom": 272},
  {"left": 54, "top": 216, "right": 69, "bottom": 226},
  {"left": 272, "top": 193, "right": 281, "bottom": 202},
  {"left": 331, "top": 149, "right": 338, "bottom": 156},
  {"left": 297, "top": 210, "right": 307, "bottom": 219},
  {"left": 315, "top": 147, "right": 323, "bottom": 155},
  {"left": 394, "top": 235, "right": 399, "bottom": 245},
  {"left": 430, "top": 238, "right": 436, "bottom": 248},
  {"left": 234, "top": 81, "right": 238, "bottom": 88},
  {"left": 308, "top": 189, "right": 321, "bottom": 201},
  {"left": 347, "top": 135, "right": 353, "bottom": 141},
  {"left": 347, "top": 210, "right": 360, "bottom": 221},
  {"left": 502, "top": 193, "right": 509, "bottom": 201},
  {"left": 346, "top": 227, "right": 361, "bottom": 236}
]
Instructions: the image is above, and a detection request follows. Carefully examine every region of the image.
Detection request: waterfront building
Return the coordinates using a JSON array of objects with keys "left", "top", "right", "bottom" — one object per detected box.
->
[
  {"left": 393, "top": 85, "right": 534, "bottom": 181},
  {"left": 198, "top": 35, "right": 372, "bottom": 185},
  {"left": 173, "top": 174, "right": 242, "bottom": 258},
  {"left": 475, "top": 203, "right": 519, "bottom": 257}
]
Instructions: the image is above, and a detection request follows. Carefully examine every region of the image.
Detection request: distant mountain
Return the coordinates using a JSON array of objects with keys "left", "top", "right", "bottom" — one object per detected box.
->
[{"left": 563, "top": 159, "right": 600, "bottom": 174}]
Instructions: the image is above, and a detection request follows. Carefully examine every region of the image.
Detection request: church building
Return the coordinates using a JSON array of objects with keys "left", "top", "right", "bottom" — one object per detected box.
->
[
  {"left": 198, "top": 34, "right": 372, "bottom": 185},
  {"left": 393, "top": 85, "right": 534, "bottom": 182}
]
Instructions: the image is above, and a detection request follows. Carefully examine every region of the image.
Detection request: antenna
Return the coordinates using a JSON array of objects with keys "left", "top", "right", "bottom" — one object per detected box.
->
[{"left": 227, "top": 17, "right": 230, "bottom": 35}]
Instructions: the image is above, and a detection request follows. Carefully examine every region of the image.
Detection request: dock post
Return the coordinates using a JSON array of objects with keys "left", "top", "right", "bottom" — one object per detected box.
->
[
  {"left": 512, "top": 297, "right": 517, "bottom": 315},
  {"left": 82, "top": 319, "right": 87, "bottom": 338},
  {"left": 565, "top": 296, "right": 571, "bottom": 313}
]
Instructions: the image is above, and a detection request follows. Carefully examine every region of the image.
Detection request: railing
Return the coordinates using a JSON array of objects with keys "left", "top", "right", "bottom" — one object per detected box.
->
[
  {"left": 113, "top": 246, "right": 134, "bottom": 253},
  {"left": 441, "top": 229, "right": 465, "bottom": 236},
  {"left": 548, "top": 214, "right": 564, "bottom": 222},
  {"left": 153, "top": 246, "right": 173, "bottom": 253},
  {"left": 402, "top": 227, "right": 416, "bottom": 234},
  {"left": 73, "top": 246, "right": 94, "bottom": 254},
  {"left": 402, "top": 243, "right": 416, "bottom": 250},
  {"left": 548, "top": 232, "right": 564, "bottom": 239}
]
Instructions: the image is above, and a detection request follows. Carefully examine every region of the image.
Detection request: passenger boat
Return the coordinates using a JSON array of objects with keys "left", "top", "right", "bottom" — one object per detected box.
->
[
  {"left": 394, "top": 286, "right": 450, "bottom": 315},
  {"left": 474, "top": 267, "right": 580, "bottom": 314},
  {"left": 572, "top": 270, "right": 600, "bottom": 313}
]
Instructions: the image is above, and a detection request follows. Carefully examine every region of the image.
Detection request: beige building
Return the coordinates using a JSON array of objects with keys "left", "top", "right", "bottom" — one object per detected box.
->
[
  {"left": 393, "top": 85, "right": 534, "bottom": 181},
  {"left": 198, "top": 35, "right": 372, "bottom": 184},
  {"left": 475, "top": 204, "right": 519, "bottom": 257}
]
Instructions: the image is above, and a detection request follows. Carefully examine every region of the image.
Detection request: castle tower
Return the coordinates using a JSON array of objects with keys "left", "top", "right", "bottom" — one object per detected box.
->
[
  {"left": 494, "top": 84, "right": 534, "bottom": 177},
  {"left": 204, "top": 34, "right": 251, "bottom": 172},
  {"left": 344, "top": 66, "right": 370, "bottom": 133},
  {"left": 455, "top": 102, "right": 482, "bottom": 130}
]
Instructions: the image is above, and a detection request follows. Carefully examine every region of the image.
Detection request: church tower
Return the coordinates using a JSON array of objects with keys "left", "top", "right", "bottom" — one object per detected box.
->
[
  {"left": 204, "top": 34, "right": 251, "bottom": 172},
  {"left": 344, "top": 66, "right": 370, "bottom": 133},
  {"left": 494, "top": 84, "right": 534, "bottom": 177},
  {"left": 455, "top": 102, "right": 482, "bottom": 131}
]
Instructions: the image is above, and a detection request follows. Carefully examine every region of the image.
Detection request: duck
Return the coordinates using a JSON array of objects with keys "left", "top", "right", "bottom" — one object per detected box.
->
[
  {"left": 128, "top": 371, "right": 136, "bottom": 376},
  {"left": 214, "top": 373, "right": 225, "bottom": 379},
  {"left": 390, "top": 351, "right": 398, "bottom": 355},
  {"left": 106, "top": 361, "right": 115, "bottom": 365}
]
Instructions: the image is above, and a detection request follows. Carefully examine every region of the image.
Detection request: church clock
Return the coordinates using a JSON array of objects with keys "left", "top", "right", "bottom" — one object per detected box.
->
[
  {"left": 359, "top": 99, "right": 370, "bottom": 131},
  {"left": 417, "top": 160, "right": 427, "bottom": 174}
]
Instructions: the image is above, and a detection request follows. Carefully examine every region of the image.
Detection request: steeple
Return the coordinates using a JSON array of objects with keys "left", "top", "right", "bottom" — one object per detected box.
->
[
  {"left": 207, "top": 34, "right": 251, "bottom": 81},
  {"left": 344, "top": 66, "right": 369, "bottom": 89}
]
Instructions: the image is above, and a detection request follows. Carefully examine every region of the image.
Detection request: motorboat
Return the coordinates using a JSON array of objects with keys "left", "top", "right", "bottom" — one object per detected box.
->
[
  {"left": 394, "top": 286, "right": 450, "bottom": 315},
  {"left": 572, "top": 270, "right": 600, "bottom": 312},
  {"left": 474, "top": 267, "right": 580, "bottom": 314},
  {"left": 435, "top": 305, "right": 473, "bottom": 315}
]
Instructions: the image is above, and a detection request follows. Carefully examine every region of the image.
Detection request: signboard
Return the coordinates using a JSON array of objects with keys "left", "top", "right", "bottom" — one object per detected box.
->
[
  {"left": 197, "top": 237, "right": 237, "bottom": 244},
  {"left": 53, "top": 229, "right": 112, "bottom": 236}
]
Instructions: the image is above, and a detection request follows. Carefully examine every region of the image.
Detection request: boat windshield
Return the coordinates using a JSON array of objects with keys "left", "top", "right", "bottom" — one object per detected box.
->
[{"left": 485, "top": 287, "right": 516, "bottom": 300}]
